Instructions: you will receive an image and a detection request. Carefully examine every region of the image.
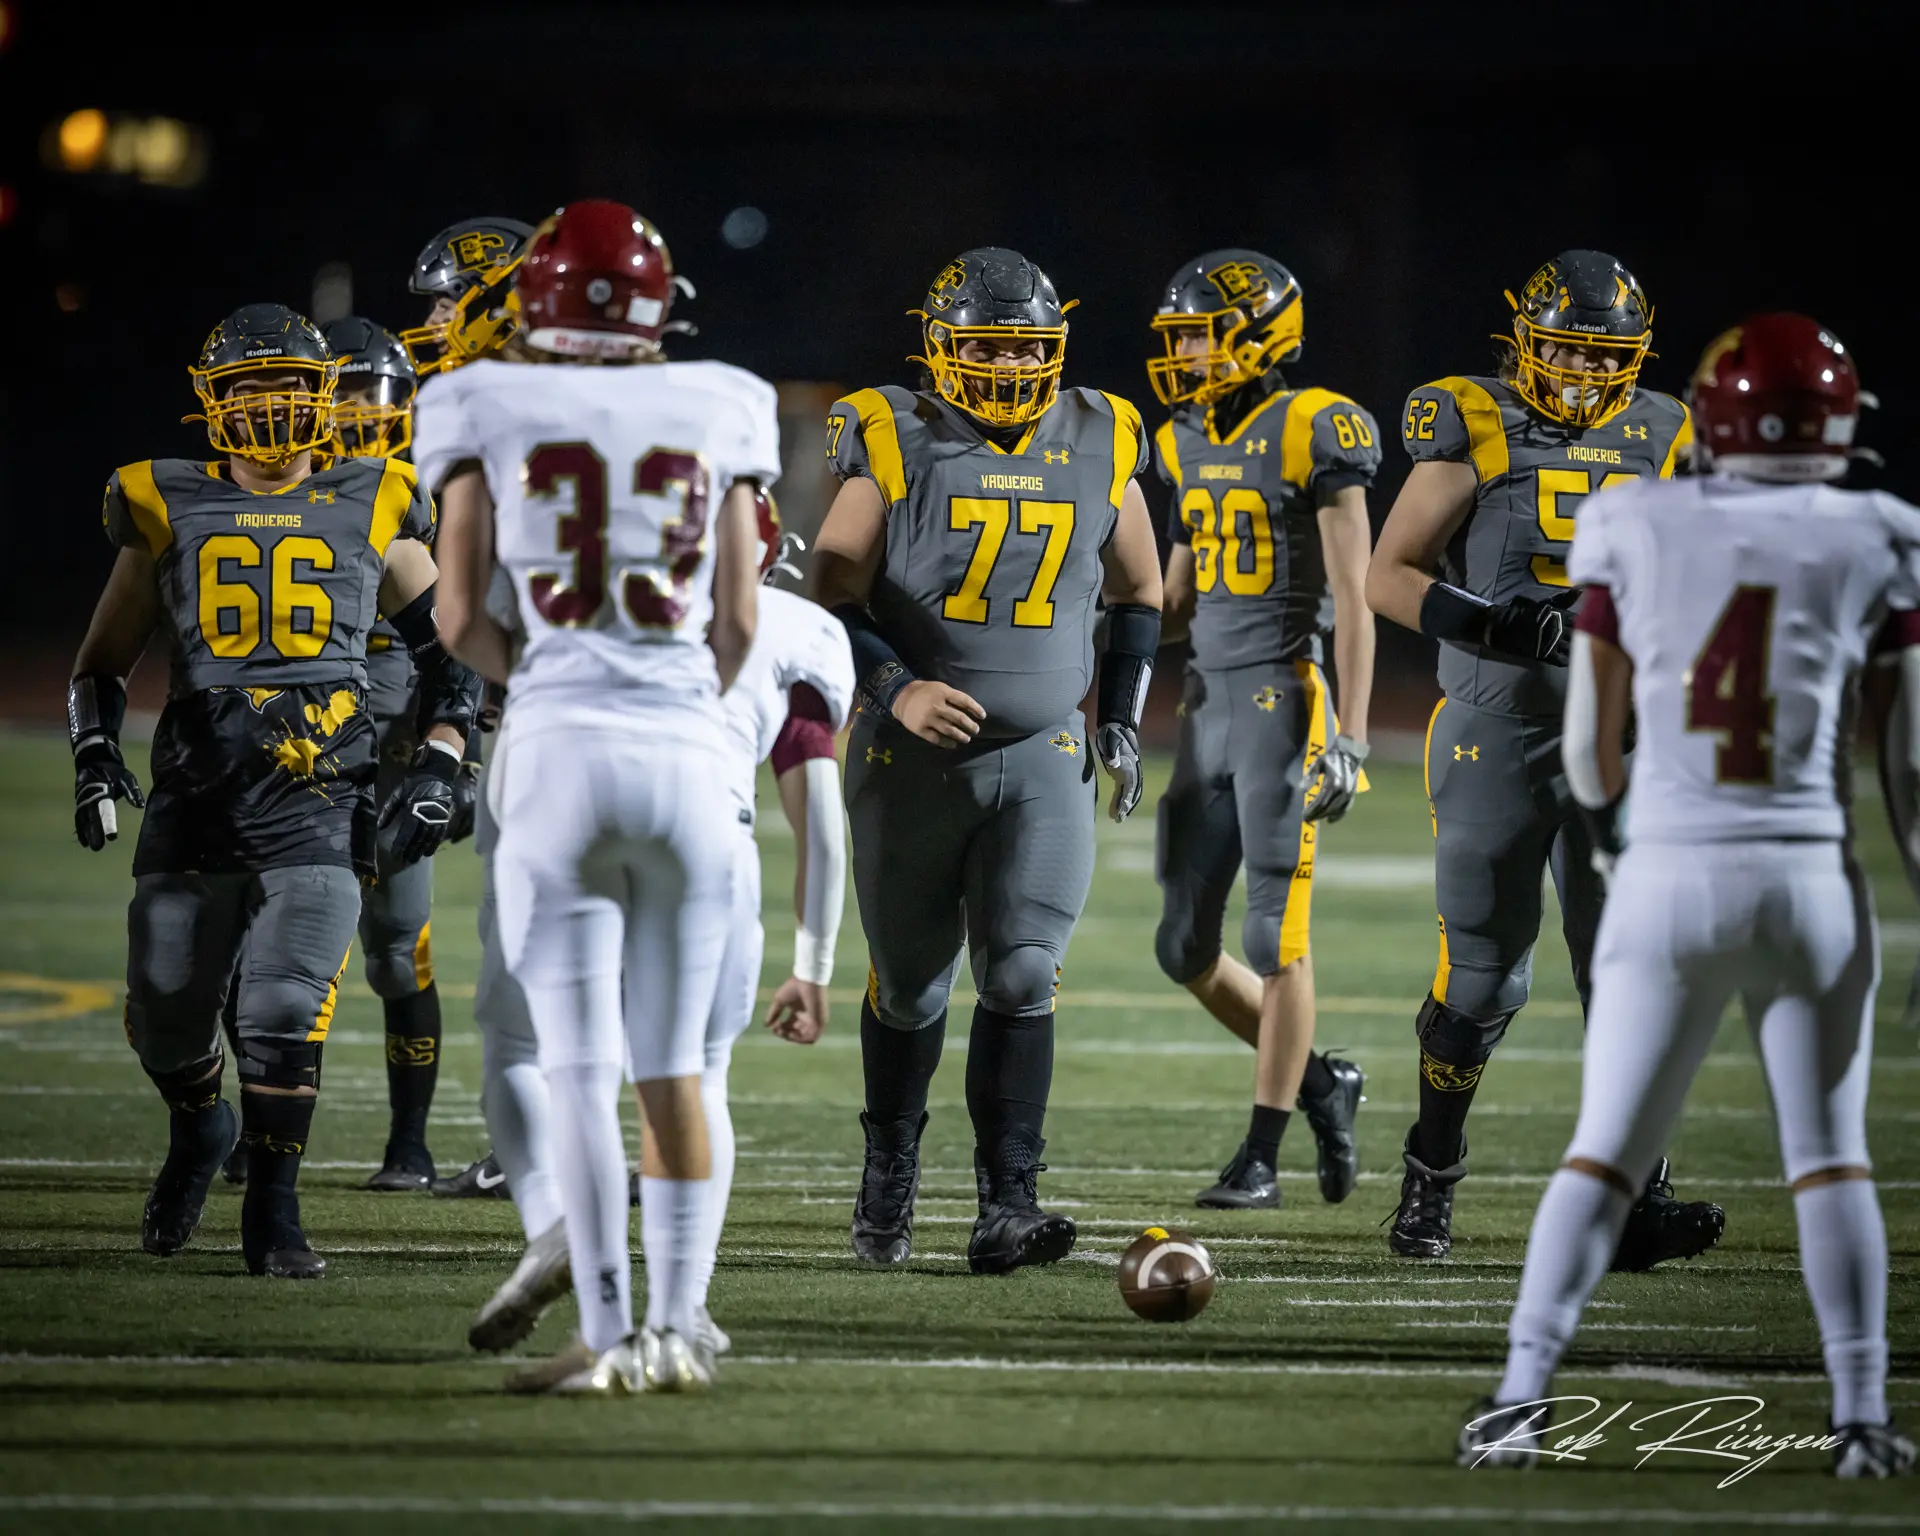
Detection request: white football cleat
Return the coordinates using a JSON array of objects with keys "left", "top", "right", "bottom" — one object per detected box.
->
[
  {"left": 470, "top": 1219, "right": 573, "bottom": 1353},
  {"left": 1456, "top": 1395, "right": 1550, "bottom": 1469},
  {"left": 504, "top": 1335, "right": 638, "bottom": 1397},
  {"left": 694, "top": 1305, "right": 731, "bottom": 1358},
  {"left": 640, "top": 1327, "right": 713, "bottom": 1394}
]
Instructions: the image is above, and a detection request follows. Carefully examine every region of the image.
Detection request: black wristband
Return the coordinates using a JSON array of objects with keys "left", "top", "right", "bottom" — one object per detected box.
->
[
  {"left": 832, "top": 604, "right": 916, "bottom": 715},
  {"left": 67, "top": 673, "right": 127, "bottom": 755},
  {"left": 387, "top": 582, "right": 484, "bottom": 736},
  {"left": 1098, "top": 603, "right": 1161, "bottom": 729},
  {"left": 1418, "top": 581, "right": 1494, "bottom": 646}
]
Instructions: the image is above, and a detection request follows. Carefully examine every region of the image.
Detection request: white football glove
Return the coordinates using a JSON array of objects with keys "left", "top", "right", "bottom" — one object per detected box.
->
[
  {"left": 1302, "top": 734, "right": 1368, "bottom": 824},
  {"left": 1095, "top": 722, "right": 1142, "bottom": 823}
]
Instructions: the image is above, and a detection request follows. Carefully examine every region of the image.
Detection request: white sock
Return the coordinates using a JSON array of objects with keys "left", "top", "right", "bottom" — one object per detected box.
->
[
  {"left": 1794, "top": 1179, "right": 1889, "bottom": 1426},
  {"left": 694, "top": 1058, "right": 736, "bottom": 1312},
  {"left": 485, "top": 1059, "right": 562, "bottom": 1240},
  {"left": 1499, "top": 1168, "right": 1634, "bottom": 1404},
  {"left": 640, "top": 1175, "right": 706, "bottom": 1337},
  {"left": 546, "top": 1060, "right": 631, "bottom": 1353}
]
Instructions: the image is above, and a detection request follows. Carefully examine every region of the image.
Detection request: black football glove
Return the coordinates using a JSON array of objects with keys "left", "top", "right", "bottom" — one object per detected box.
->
[
  {"left": 1485, "top": 589, "right": 1582, "bottom": 665},
  {"left": 1303, "top": 733, "right": 1369, "bottom": 825},
  {"left": 1095, "top": 721, "right": 1143, "bottom": 823},
  {"left": 448, "top": 756, "right": 482, "bottom": 845},
  {"left": 379, "top": 742, "right": 460, "bottom": 867},
  {"left": 1577, "top": 795, "right": 1625, "bottom": 888},
  {"left": 73, "top": 738, "right": 145, "bottom": 852}
]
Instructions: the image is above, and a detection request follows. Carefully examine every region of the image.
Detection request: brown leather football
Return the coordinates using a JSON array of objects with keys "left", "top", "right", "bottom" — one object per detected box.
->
[{"left": 1117, "top": 1225, "right": 1216, "bottom": 1323}]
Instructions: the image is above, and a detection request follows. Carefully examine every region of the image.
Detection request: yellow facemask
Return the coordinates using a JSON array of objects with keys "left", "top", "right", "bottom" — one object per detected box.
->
[
  {"left": 1146, "top": 285, "right": 1302, "bottom": 408},
  {"left": 184, "top": 358, "right": 341, "bottom": 468},
  {"left": 1503, "top": 294, "right": 1654, "bottom": 429},
  {"left": 913, "top": 311, "right": 1073, "bottom": 429}
]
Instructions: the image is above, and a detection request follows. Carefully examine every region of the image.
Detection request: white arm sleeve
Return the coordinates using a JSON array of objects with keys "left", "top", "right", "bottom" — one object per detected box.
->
[
  {"left": 792, "top": 755, "right": 847, "bottom": 986},
  {"left": 1563, "top": 630, "right": 1610, "bottom": 811}
]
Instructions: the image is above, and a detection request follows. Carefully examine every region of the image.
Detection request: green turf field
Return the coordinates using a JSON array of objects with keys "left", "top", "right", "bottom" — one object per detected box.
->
[{"left": 0, "top": 728, "right": 1915, "bottom": 1533}]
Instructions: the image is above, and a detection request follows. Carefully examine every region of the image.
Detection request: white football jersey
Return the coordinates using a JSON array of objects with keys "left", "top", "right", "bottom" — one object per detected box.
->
[
  {"left": 721, "top": 586, "right": 856, "bottom": 816},
  {"left": 414, "top": 357, "right": 781, "bottom": 715},
  {"left": 1569, "top": 472, "right": 1920, "bottom": 844}
]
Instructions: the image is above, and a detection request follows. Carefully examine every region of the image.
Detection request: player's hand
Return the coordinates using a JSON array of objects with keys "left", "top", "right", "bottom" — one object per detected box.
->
[
  {"left": 447, "top": 757, "right": 482, "bottom": 844},
  {"left": 1486, "top": 589, "right": 1582, "bottom": 665},
  {"left": 1095, "top": 721, "right": 1143, "bottom": 822},
  {"left": 379, "top": 744, "right": 459, "bottom": 866},
  {"left": 1577, "top": 797, "right": 1625, "bottom": 889},
  {"left": 891, "top": 680, "right": 985, "bottom": 748},
  {"left": 72, "top": 739, "right": 145, "bottom": 852},
  {"left": 1303, "top": 733, "right": 1369, "bottom": 824},
  {"left": 765, "top": 975, "right": 829, "bottom": 1044}
]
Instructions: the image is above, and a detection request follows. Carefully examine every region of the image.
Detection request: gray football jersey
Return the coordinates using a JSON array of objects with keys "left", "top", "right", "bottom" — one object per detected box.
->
[
  {"left": 102, "top": 455, "right": 435, "bottom": 695},
  {"left": 827, "top": 384, "right": 1147, "bottom": 739},
  {"left": 1156, "top": 384, "right": 1382, "bottom": 671},
  {"left": 1401, "top": 374, "right": 1691, "bottom": 716}
]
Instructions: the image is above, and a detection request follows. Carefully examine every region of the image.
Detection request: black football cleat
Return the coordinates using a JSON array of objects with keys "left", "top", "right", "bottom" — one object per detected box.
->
[
  {"left": 851, "top": 1112, "right": 925, "bottom": 1266},
  {"left": 1832, "top": 1419, "right": 1916, "bottom": 1479},
  {"left": 1195, "top": 1139, "right": 1280, "bottom": 1210},
  {"left": 430, "top": 1153, "right": 510, "bottom": 1200},
  {"left": 242, "top": 1186, "right": 326, "bottom": 1279},
  {"left": 364, "top": 1140, "right": 435, "bottom": 1193},
  {"left": 1298, "top": 1054, "right": 1364, "bottom": 1203},
  {"left": 1610, "top": 1158, "right": 1725, "bottom": 1272},
  {"left": 1387, "top": 1129, "right": 1465, "bottom": 1258},
  {"left": 1456, "top": 1395, "right": 1551, "bottom": 1469},
  {"left": 142, "top": 1099, "right": 241, "bottom": 1257},
  {"left": 967, "top": 1142, "right": 1076, "bottom": 1275},
  {"left": 221, "top": 1141, "right": 249, "bottom": 1188}
]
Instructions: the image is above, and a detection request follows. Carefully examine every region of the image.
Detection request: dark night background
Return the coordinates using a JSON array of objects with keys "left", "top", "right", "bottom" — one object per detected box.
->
[{"left": 0, "top": 0, "right": 1908, "bottom": 729}]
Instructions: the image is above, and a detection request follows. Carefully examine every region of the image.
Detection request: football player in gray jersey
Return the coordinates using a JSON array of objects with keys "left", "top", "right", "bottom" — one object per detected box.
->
[
  {"left": 814, "top": 247, "right": 1163, "bottom": 1274},
  {"left": 1145, "top": 250, "right": 1377, "bottom": 1212},
  {"left": 68, "top": 304, "right": 481, "bottom": 1278},
  {"left": 1367, "top": 250, "right": 1723, "bottom": 1267}
]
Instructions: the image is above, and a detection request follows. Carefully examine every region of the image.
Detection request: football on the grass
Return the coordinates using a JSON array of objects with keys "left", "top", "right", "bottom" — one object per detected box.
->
[{"left": 1117, "top": 1226, "right": 1216, "bottom": 1322}]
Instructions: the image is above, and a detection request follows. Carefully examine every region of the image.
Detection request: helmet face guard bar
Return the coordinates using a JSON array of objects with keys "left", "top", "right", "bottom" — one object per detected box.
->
[
  {"left": 186, "top": 358, "right": 341, "bottom": 467},
  {"left": 915, "top": 318, "right": 1068, "bottom": 428},
  {"left": 1507, "top": 312, "right": 1653, "bottom": 429},
  {"left": 1146, "top": 282, "right": 1301, "bottom": 408}
]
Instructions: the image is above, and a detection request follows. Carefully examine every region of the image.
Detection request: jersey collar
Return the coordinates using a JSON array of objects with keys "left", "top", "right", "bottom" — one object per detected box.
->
[{"left": 1205, "top": 387, "right": 1292, "bottom": 447}]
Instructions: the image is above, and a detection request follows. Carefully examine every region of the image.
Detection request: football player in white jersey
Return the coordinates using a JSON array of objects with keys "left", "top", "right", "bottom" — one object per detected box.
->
[
  {"left": 421, "top": 199, "right": 779, "bottom": 1396},
  {"left": 1460, "top": 314, "right": 1920, "bottom": 1479}
]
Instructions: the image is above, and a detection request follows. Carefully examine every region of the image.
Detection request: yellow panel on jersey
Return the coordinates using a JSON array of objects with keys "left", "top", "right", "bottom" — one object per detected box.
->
[
  {"left": 1279, "top": 658, "right": 1329, "bottom": 969},
  {"left": 117, "top": 460, "right": 175, "bottom": 558},
  {"left": 1422, "top": 697, "right": 1445, "bottom": 836},
  {"left": 369, "top": 457, "right": 419, "bottom": 558},
  {"left": 1279, "top": 388, "right": 1352, "bottom": 491},
  {"left": 412, "top": 920, "right": 434, "bottom": 992},
  {"left": 1433, "top": 916, "right": 1451, "bottom": 1004},
  {"left": 1435, "top": 377, "right": 1510, "bottom": 484},
  {"left": 1098, "top": 392, "right": 1144, "bottom": 508},
  {"left": 1154, "top": 418, "right": 1182, "bottom": 489},
  {"left": 1659, "top": 406, "right": 1695, "bottom": 479},
  {"left": 307, "top": 942, "right": 354, "bottom": 1043},
  {"left": 1211, "top": 386, "right": 1289, "bottom": 447},
  {"left": 844, "top": 388, "right": 908, "bottom": 507}
]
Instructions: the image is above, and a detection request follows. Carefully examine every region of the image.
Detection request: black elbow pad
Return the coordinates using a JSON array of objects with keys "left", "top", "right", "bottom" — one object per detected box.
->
[{"left": 388, "top": 584, "right": 484, "bottom": 736}]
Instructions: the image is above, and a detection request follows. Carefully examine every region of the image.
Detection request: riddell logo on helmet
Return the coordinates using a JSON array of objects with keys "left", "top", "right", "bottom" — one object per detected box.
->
[{"left": 452, "top": 230, "right": 508, "bottom": 269}]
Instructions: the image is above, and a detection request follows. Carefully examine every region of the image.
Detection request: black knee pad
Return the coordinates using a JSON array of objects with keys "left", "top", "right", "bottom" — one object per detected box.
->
[
  {"left": 1154, "top": 907, "right": 1220, "bottom": 985},
  {"left": 144, "top": 1055, "right": 224, "bottom": 1113},
  {"left": 1415, "top": 994, "right": 1514, "bottom": 1091},
  {"left": 237, "top": 1037, "right": 323, "bottom": 1093}
]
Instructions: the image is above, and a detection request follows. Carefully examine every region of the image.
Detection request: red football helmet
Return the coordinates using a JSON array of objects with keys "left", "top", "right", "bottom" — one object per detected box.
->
[
  {"left": 755, "top": 485, "right": 804, "bottom": 583},
  {"left": 517, "top": 199, "right": 677, "bottom": 359},
  {"left": 1690, "top": 313, "right": 1860, "bottom": 482}
]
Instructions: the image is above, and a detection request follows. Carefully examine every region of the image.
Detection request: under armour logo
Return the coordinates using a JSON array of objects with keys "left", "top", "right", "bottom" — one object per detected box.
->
[
  {"left": 1622, "top": 423, "right": 1648, "bottom": 440},
  {"left": 599, "top": 1267, "right": 619, "bottom": 1305},
  {"left": 1043, "top": 448, "right": 1070, "bottom": 465},
  {"left": 308, "top": 489, "right": 336, "bottom": 504},
  {"left": 1454, "top": 745, "right": 1480, "bottom": 761},
  {"left": 1244, "top": 438, "right": 1267, "bottom": 455},
  {"left": 1050, "top": 731, "right": 1079, "bottom": 756},
  {"left": 865, "top": 746, "right": 892, "bottom": 765},
  {"left": 1252, "top": 686, "right": 1279, "bottom": 712}
]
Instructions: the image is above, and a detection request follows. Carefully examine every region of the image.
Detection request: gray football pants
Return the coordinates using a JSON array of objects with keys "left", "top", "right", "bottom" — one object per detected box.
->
[
  {"left": 125, "top": 866, "right": 362, "bottom": 1077},
  {"left": 845, "top": 710, "right": 1097, "bottom": 1028}
]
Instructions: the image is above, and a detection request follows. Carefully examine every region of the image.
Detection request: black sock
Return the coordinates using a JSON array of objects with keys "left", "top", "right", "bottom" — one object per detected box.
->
[
  {"left": 964, "top": 1004, "right": 1054, "bottom": 1165},
  {"left": 1246, "top": 1103, "right": 1289, "bottom": 1165},
  {"left": 145, "top": 1057, "right": 228, "bottom": 1158},
  {"left": 241, "top": 1089, "right": 317, "bottom": 1241},
  {"left": 860, "top": 995, "right": 945, "bottom": 1130},
  {"left": 382, "top": 984, "right": 442, "bottom": 1148},
  {"left": 1298, "top": 1051, "right": 1335, "bottom": 1101},
  {"left": 1414, "top": 1070, "right": 1478, "bottom": 1169}
]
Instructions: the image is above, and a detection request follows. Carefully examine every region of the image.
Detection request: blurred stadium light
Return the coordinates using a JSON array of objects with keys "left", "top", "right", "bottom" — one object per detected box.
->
[
  {"left": 311, "top": 263, "right": 354, "bottom": 326},
  {"left": 48, "top": 109, "right": 207, "bottom": 188}
]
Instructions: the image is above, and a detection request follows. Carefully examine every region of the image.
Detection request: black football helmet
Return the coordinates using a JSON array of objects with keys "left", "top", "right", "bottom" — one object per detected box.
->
[
  {"left": 186, "top": 303, "right": 339, "bottom": 467},
  {"left": 1147, "top": 249, "right": 1303, "bottom": 408},
  {"left": 323, "top": 317, "right": 417, "bottom": 458},
  {"left": 912, "top": 247, "right": 1076, "bottom": 428},
  {"left": 400, "top": 216, "right": 535, "bottom": 375},
  {"left": 1505, "top": 249, "right": 1654, "bottom": 428}
]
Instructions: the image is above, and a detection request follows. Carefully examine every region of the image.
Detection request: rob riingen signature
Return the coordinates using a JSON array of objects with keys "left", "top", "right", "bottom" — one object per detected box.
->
[{"left": 1463, "top": 1396, "right": 1844, "bottom": 1487}]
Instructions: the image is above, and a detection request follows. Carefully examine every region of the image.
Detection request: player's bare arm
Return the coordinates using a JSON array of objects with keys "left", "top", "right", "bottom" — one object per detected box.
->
[
  {"left": 433, "top": 462, "right": 514, "bottom": 687},
  {"left": 1318, "top": 486, "right": 1374, "bottom": 743},
  {"left": 710, "top": 480, "right": 761, "bottom": 692},
  {"left": 1364, "top": 460, "right": 1477, "bottom": 631},
  {"left": 1100, "top": 478, "right": 1165, "bottom": 611},
  {"left": 813, "top": 474, "right": 984, "bottom": 747},
  {"left": 68, "top": 546, "right": 162, "bottom": 849},
  {"left": 380, "top": 534, "right": 468, "bottom": 756},
  {"left": 1160, "top": 542, "right": 1197, "bottom": 646}
]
